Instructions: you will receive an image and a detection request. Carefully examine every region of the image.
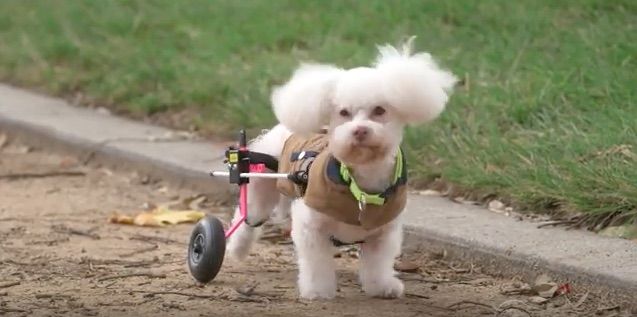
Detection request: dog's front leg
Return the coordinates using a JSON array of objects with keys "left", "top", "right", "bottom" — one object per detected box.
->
[
  {"left": 359, "top": 220, "right": 404, "bottom": 298},
  {"left": 291, "top": 200, "right": 337, "bottom": 300},
  {"left": 226, "top": 178, "right": 279, "bottom": 261}
]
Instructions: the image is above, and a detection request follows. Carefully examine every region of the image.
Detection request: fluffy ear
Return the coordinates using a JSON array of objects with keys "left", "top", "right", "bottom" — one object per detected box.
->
[
  {"left": 375, "top": 38, "right": 457, "bottom": 124},
  {"left": 271, "top": 63, "right": 344, "bottom": 134}
]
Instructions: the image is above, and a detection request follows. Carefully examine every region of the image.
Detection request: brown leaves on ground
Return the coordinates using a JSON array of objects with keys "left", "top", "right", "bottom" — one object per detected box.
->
[{"left": 109, "top": 208, "right": 204, "bottom": 227}]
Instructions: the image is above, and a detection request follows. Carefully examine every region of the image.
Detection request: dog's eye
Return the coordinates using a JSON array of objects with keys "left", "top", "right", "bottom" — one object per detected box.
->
[
  {"left": 372, "top": 106, "right": 386, "bottom": 116},
  {"left": 339, "top": 109, "right": 350, "bottom": 117}
]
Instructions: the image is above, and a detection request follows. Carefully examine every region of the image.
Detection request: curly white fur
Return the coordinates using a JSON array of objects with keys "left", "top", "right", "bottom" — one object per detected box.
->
[{"left": 227, "top": 39, "right": 456, "bottom": 300}]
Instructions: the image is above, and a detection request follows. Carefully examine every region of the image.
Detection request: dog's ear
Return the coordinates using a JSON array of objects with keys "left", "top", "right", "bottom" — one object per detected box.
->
[
  {"left": 374, "top": 38, "right": 457, "bottom": 125},
  {"left": 271, "top": 63, "right": 343, "bottom": 134}
]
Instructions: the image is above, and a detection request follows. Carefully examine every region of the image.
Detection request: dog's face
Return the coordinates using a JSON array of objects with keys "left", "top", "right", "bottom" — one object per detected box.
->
[
  {"left": 271, "top": 40, "right": 457, "bottom": 167},
  {"left": 328, "top": 68, "right": 404, "bottom": 166}
]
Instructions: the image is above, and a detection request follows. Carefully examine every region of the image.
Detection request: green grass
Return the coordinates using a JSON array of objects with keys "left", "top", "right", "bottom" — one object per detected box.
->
[{"left": 1, "top": 0, "right": 636, "bottom": 227}]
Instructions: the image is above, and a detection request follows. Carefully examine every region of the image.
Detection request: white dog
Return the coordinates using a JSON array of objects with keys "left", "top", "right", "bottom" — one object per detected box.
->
[{"left": 226, "top": 39, "right": 456, "bottom": 300}]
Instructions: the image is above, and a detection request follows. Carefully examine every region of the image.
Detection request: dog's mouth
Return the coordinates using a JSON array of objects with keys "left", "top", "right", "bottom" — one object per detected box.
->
[{"left": 339, "top": 142, "right": 388, "bottom": 165}]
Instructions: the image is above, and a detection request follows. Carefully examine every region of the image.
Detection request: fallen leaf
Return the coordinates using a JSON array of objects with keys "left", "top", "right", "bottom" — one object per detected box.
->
[
  {"left": 134, "top": 208, "right": 205, "bottom": 227},
  {"left": 109, "top": 208, "right": 205, "bottom": 227},
  {"left": 108, "top": 212, "right": 134, "bottom": 225},
  {"left": 571, "top": 291, "right": 589, "bottom": 308},
  {"left": 488, "top": 200, "right": 506, "bottom": 213},
  {"left": 394, "top": 260, "right": 420, "bottom": 273},
  {"left": 533, "top": 274, "right": 558, "bottom": 298}
]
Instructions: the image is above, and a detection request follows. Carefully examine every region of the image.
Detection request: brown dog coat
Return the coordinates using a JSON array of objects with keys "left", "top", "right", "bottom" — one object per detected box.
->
[{"left": 276, "top": 133, "right": 407, "bottom": 230}]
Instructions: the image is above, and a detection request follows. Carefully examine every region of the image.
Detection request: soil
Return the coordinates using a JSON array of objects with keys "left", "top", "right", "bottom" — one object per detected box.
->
[{"left": 0, "top": 138, "right": 632, "bottom": 317}]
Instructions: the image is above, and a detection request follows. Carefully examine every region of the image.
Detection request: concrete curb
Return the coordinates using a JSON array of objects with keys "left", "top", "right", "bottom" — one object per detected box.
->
[{"left": 1, "top": 83, "right": 635, "bottom": 303}]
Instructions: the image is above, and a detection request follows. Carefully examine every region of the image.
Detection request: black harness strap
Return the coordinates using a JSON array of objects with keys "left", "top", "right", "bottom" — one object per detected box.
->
[{"left": 248, "top": 151, "right": 279, "bottom": 172}]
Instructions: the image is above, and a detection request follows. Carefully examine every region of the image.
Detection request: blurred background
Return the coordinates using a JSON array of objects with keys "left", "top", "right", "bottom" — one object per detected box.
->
[{"left": 0, "top": 0, "right": 635, "bottom": 232}]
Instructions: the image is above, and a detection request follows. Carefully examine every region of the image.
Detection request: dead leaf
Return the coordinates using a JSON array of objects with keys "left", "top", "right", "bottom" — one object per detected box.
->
[
  {"left": 528, "top": 296, "right": 549, "bottom": 304},
  {"left": 533, "top": 274, "right": 558, "bottom": 298},
  {"left": 134, "top": 208, "right": 205, "bottom": 227},
  {"left": 108, "top": 212, "right": 134, "bottom": 225},
  {"left": 488, "top": 200, "right": 506, "bottom": 213},
  {"left": 572, "top": 291, "right": 589, "bottom": 308},
  {"left": 394, "top": 260, "right": 420, "bottom": 273},
  {"left": 109, "top": 208, "right": 205, "bottom": 227}
]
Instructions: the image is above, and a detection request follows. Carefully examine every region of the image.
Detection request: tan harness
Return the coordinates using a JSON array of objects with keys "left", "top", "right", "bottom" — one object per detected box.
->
[{"left": 276, "top": 133, "right": 408, "bottom": 230}]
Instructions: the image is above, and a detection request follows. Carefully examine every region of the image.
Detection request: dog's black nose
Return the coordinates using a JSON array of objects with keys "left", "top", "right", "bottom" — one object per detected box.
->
[{"left": 353, "top": 126, "right": 369, "bottom": 141}]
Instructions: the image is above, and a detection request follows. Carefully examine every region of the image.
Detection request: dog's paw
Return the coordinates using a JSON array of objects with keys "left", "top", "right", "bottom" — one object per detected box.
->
[
  {"left": 225, "top": 237, "right": 251, "bottom": 261},
  {"left": 362, "top": 277, "right": 404, "bottom": 299},
  {"left": 299, "top": 286, "right": 337, "bottom": 300}
]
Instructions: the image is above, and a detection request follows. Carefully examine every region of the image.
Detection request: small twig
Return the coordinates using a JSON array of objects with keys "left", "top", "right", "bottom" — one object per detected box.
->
[
  {"left": 80, "top": 257, "right": 160, "bottom": 268},
  {"left": 401, "top": 275, "right": 452, "bottom": 283},
  {"left": 118, "top": 244, "right": 159, "bottom": 258},
  {"left": 235, "top": 282, "right": 258, "bottom": 297},
  {"left": 405, "top": 292, "right": 430, "bottom": 299},
  {"left": 537, "top": 219, "right": 577, "bottom": 229},
  {"left": 130, "top": 290, "right": 217, "bottom": 299},
  {"left": 229, "top": 295, "right": 269, "bottom": 303},
  {"left": 35, "top": 294, "right": 72, "bottom": 299},
  {"left": 496, "top": 300, "right": 532, "bottom": 316},
  {"left": 97, "top": 272, "right": 166, "bottom": 282},
  {"left": 596, "top": 305, "right": 620, "bottom": 313},
  {"left": 0, "top": 308, "right": 30, "bottom": 313},
  {"left": 497, "top": 307, "right": 532, "bottom": 316},
  {"left": 447, "top": 300, "right": 495, "bottom": 311},
  {"left": 0, "top": 281, "right": 20, "bottom": 289},
  {"left": 0, "top": 171, "right": 85, "bottom": 180},
  {"left": 52, "top": 224, "right": 100, "bottom": 240},
  {"left": 129, "top": 234, "right": 183, "bottom": 245}
]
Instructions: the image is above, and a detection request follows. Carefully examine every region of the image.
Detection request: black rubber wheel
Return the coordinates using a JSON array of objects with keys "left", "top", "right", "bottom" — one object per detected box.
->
[{"left": 187, "top": 215, "right": 226, "bottom": 283}]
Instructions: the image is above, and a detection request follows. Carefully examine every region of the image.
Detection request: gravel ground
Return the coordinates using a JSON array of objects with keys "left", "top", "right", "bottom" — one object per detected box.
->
[{"left": 0, "top": 137, "right": 631, "bottom": 317}]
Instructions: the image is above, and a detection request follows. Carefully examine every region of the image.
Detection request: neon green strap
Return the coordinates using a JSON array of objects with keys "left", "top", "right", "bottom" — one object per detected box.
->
[{"left": 340, "top": 149, "right": 403, "bottom": 206}]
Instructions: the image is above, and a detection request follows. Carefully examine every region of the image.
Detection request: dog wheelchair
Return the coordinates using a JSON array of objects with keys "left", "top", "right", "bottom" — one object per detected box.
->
[{"left": 187, "top": 130, "right": 307, "bottom": 283}]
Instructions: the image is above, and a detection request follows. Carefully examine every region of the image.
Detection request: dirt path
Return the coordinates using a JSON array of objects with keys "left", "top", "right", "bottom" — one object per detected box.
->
[{"left": 0, "top": 138, "right": 629, "bottom": 317}]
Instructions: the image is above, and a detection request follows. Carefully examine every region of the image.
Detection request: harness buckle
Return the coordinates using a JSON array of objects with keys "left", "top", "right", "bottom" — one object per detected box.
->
[{"left": 358, "top": 195, "right": 366, "bottom": 222}]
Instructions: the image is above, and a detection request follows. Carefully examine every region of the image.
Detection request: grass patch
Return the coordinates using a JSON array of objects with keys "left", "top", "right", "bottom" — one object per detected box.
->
[{"left": 1, "top": 0, "right": 636, "bottom": 227}]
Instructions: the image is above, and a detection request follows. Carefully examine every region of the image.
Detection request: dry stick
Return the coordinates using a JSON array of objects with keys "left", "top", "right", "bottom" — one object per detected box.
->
[
  {"left": 130, "top": 290, "right": 217, "bottom": 299},
  {"left": 118, "top": 245, "right": 159, "bottom": 258},
  {"left": 537, "top": 219, "right": 578, "bottom": 229},
  {"left": 0, "top": 308, "right": 29, "bottom": 313},
  {"left": 447, "top": 300, "right": 495, "bottom": 311},
  {"left": 52, "top": 225, "right": 100, "bottom": 240},
  {"left": 497, "top": 307, "right": 532, "bottom": 317},
  {"left": 0, "top": 281, "right": 20, "bottom": 289},
  {"left": 129, "top": 234, "right": 183, "bottom": 245},
  {"left": 0, "top": 171, "right": 85, "bottom": 180},
  {"left": 97, "top": 272, "right": 166, "bottom": 282},
  {"left": 35, "top": 294, "right": 72, "bottom": 299},
  {"left": 405, "top": 292, "right": 430, "bottom": 299}
]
